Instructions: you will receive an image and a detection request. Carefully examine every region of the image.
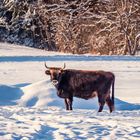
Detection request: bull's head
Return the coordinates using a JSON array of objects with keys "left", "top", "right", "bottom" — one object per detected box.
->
[{"left": 45, "top": 62, "right": 66, "bottom": 86}]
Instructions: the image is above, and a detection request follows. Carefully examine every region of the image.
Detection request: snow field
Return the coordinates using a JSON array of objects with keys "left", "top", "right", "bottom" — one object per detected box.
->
[
  {"left": 0, "top": 107, "right": 140, "bottom": 140},
  {"left": 0, "top": 43, "right": 140, "bottom": 140}
]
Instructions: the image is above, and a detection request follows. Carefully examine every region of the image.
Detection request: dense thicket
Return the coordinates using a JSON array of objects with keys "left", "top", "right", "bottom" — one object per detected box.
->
[{"left": 0, "top": 0, "right": 140, "bottom": 55}]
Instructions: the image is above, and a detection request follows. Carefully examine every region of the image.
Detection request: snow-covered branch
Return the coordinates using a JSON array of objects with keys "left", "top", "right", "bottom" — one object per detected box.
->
[{"left": 0, "top": 0, "right": 140, "bottom": 55}]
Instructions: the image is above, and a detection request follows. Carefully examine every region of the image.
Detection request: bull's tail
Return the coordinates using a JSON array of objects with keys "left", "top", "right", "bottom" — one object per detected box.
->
[{"left": 112, "top": 76, "right": 115, "bottom": 108}]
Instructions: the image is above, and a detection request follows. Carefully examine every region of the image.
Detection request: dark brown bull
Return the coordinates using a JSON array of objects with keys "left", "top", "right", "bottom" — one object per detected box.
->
[{"left": 45, "top": 63, "right": 115, "bottom": 112}]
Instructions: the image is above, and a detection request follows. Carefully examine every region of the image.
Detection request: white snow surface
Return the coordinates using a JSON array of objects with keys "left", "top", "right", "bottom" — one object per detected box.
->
[{"left": 0, "top": 43, "right": 140, "bottom": 140}]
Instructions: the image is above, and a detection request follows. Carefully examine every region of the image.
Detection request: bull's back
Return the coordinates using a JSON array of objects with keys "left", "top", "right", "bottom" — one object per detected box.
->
[
  {"left": 66, "top": 69, "right": 114, "bottom": 93},
  {"left": 67, "top": 69, "right": 113, "bottom": 86}
]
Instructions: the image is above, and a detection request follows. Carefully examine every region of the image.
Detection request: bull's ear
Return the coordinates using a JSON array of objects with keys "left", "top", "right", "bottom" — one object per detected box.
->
[{"left": 45, "top": 70, "right": 50, "bottom": 75}]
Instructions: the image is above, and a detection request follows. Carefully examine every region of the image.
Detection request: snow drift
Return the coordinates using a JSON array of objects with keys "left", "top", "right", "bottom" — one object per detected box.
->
[
  {"left": 0, "top": 84, "right": 22, "bottom": 106},
  {"left": 0, "top": 80, "right": 140, "bottom": 111}
]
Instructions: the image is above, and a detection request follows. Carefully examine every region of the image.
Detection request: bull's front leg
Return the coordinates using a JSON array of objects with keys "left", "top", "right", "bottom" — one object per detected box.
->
[
  {"left": 64, "top": 97, "right": 73, "bottom": 110},
  {"left": 64, "top": 98, "right": 69, "bottom": 110}
]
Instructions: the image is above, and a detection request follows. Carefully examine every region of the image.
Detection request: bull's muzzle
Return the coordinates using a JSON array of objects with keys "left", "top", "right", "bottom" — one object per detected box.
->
[{"left": 52, "top": 80, "right": 58, "bottom": 86}]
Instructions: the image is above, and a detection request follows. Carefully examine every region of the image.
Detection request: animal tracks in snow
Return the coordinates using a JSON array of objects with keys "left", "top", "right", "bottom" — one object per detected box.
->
[{"left": 0, "top": 107, "right": 140, "bottom": 140}]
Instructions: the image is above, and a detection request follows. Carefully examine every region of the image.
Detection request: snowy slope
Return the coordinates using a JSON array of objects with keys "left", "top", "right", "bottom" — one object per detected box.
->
[{"left": 0, "top": 43, "right": 140, "bottom": 140}]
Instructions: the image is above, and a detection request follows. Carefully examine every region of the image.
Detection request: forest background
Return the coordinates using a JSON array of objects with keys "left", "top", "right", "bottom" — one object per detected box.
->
[{"left": 0, "top": 0, "right": 140, "bottom": 55}]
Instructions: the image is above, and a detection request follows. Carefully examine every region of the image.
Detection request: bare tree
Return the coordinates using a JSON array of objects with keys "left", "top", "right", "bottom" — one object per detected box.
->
[
  {"left": 114, "top": 0, "right": 140, "bottom": 55},
  {"left": 0, "top": 0, "right": 140, "bottom": 55}
]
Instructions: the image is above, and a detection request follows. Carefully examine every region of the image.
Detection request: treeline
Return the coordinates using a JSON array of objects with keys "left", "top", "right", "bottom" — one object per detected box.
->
[{"left": 0, "top": 0, "right": 140, "bottom": 55}]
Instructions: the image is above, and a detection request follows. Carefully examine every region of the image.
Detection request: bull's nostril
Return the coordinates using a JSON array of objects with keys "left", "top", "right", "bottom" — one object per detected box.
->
[{"left": 52, "top": 80, "right": 58, "bottom": 85}]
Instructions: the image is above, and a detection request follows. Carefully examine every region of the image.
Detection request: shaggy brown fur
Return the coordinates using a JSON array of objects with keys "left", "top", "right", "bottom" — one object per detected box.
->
[{"left": 45, "top": 66, "right": 115, "bottom": 112}]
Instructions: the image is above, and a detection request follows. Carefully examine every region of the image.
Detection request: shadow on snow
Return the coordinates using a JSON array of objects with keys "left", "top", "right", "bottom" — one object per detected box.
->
[
  {"left": 115, "top": 98, "right": 140, "bottom": 110},
  {"left": 0, "top": 84, "right": 23, "bottom": 106},
  {"left": 73, "top": 97, "right": 140, "bottom": 111},
  {"left": 0, "top": 55, "right": 140, "bottom": 62}
]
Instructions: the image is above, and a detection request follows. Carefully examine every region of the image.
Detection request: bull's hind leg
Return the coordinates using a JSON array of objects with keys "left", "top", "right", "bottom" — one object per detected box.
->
[
  {"left": 98, "top": 94, "right": 105, "bottom": 112},
  {"left": 69, "top": 97, "right": 73, "bottom": 110},
  {"left": 106, "top": 95, "right": 114, "bottom": 113}
]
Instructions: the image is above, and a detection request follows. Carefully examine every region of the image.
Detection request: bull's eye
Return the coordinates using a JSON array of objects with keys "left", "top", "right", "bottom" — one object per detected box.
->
[{"left": 45, "top": 70, "right": 50, "bottom": 75}]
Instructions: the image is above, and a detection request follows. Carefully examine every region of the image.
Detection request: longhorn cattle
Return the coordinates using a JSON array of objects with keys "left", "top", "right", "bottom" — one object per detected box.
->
[{"left": 45, "top": 63, "right": 115, "bottom": 112}]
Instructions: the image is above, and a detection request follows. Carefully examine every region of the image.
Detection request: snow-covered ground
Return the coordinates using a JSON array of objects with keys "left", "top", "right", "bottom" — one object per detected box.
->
[{"left": 0, "top": 43, "right": 140, "bottom": 140}]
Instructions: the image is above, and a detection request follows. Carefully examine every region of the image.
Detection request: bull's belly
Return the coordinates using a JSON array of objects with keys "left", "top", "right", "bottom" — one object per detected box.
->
[
  {"left": 57, "top": 89, "right": 97, "bottom": 99},
  {"left": 73, "top": 91, "right": 97, "bottom": 100},
  {"left": 57, "top": 90, "right": 70, "bottom": 98}
]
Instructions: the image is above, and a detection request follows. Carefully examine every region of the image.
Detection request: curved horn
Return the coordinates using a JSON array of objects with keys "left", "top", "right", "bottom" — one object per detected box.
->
[
  {"left": 44, "top": 62, "right": 50, "bottom": 69},
  {"left": 62, "top": 63, "right": 66, "bottom": 70}
]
